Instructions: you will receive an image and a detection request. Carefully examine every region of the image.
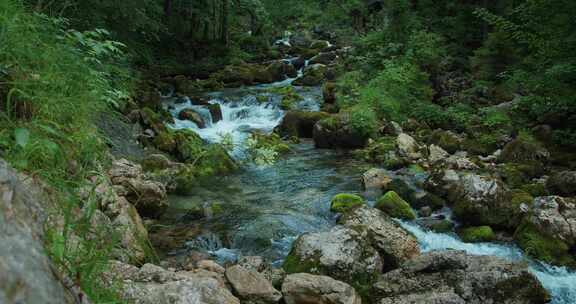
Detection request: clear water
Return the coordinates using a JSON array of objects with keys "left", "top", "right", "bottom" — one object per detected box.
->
[{"left": 161, "top": 80, "right": 576, "bottom": 303}]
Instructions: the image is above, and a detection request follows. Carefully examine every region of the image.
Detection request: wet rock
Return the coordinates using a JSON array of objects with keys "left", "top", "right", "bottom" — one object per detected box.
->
[
  {"left": 276, "top": 111, "right": 331, "bottom": 139},
  {"left": 178, "top": 109, "right": 206, "bottom": 128},
  {"left": 207, "top": 104, "right": 223, "bottom": 123},
  {"left": 309, "top": 52, "right": 338, "bottom": 65},
  {"left": 283, "top": 225, "right": 382, "bottom": 286},
  {"left": 396, "top": 133, "right": 422, "bottom": 160},
  {"left": 418, "top": 206, "right": 433, "bottom": 217},
  {"left": 339, "top": 206, "right": 420, "bottom": 269},
  {"left": 293, "top": 64, "right": 327, "bottom": 86},
  {"left": 225, "top": 265, "right": 282, "bottom": 303},
  {"left": 282, "top": 273, "right": 361, "bottom": 304},
  {"left": 362, "top": 168, "right": 392, "bottom": 194},
  {"left": 373, "top": 250, "right": 550, "bottom": 304},
  {"left": 106, "top": 261, "right": 239, "bottom": 304},
  {"left": 417, "top": 217, "right": 455, "bottom": 233},
  {"left": 313, "top": 114, "right": 370, "bottom": 149},
  {"left": 546, "top": 171, "right": 576, "bottom": 196},
  {"left": 109, "top": 159, "right": 168, "bottom": 218},
  {"left": 0, "top": 159, "right": 76, "bottom": 303}
]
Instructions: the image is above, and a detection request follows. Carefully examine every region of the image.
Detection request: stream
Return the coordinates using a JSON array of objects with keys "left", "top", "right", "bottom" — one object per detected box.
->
[{"left": 160, "top": 77, "right": 575, "bottom": 303}]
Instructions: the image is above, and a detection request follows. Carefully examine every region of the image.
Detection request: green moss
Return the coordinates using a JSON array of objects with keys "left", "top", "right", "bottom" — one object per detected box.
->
[
  {"left": 415, "top": 193, "right": 446, "bottom": 211},
  {"left": 501, "top": 161, "right": 544, "bottom": 188},
  {"left": 459, "top": 226, "right": 495, "bottom": 243},
  {"left": 154, "top": 131, "right": 176, "bottom": 152},
  {"left": 520, "top": 183, "right": 548, "bottom": 197},
  {"left": 330, "top": 193, "right": 365, "bottom": 213},
  {"left": 384, "top": 179, "right": 416, "bottom": 206},
  {"left": 514, "top": 221, "right": 575, "bottom": 267},
  {"left": 429, "top": 130, "right": 460, "bottom": 153},
  {"left": 510, "top": 190, "right": 534, "bottom": 209},
  {"left": 282, "top": 252, "right": 320, "bottom": 274},
  {"left": 375, "top": 191, "right": 416, "bottom": 220}
]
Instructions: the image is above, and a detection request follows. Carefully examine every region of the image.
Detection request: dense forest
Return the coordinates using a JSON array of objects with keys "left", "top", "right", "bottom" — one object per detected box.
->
[{"left": 1, "top": 0, "right": 576, "bottom": 303}]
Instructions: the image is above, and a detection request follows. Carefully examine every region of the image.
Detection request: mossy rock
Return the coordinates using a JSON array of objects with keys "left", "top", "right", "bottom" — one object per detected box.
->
[
  {"left": 428, "top": 130, "right": 461, "bottom": 154},
  {"left": 154, "top": 130, "right": 177, "bottom": 153},
  {"left": 500, "top": 161, "right": 544, "bottom": 188},
  {"left": 459, "top": 226, "right": 496, "bottom": 243},
  {"left": 514, "top": 221, "right": 575, "bottom": 267},
  {"left": 375, "top": 191, "right": 416, "bottom": 220},
  {"left": 173, "top": 129, "right": 205, "bottom": 162},
  {"left": 510, "top": 189, "right": 534, "bottom": 210},
  {"left": 414, "top": 193, "right": 446, "bottom": 211},
  {"left": 276, "top": 111, "right": 331, "bottom": 138},
  {"left": 330, "top": 193, "right": 365, "bottom": 213},
  {"left": 383, "top": 179, "right": 417, "bottom": 206},
  {"left": 520, "top": 183, "right": 548, "bottom": 197},
  {"left": 354, "top": 136, "right": 396, "bottom": 163},
  {"left": 499, "top": 137, "right": 549, "bottom": 163}
]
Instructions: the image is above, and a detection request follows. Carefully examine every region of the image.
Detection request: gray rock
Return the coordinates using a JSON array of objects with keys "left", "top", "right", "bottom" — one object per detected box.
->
[
  {"left": 282, "top": 273, "right": 361, "bottom": 304},
  {"left": 338, "top": 206, "right": 420, "bottom": 269},
  {"left": 0, "top": 159, "right": 75, "bottom": 304},
  {"left": 373, "top": 250, "right": 550, "bottom": 304},
  {"left": 526, "top": 196, "right": 576, "bottom": 246},
  {"left": 107, "top": 261, "right": 238, "bottom": 304},
  {"left": 546, "top": 171, "right": 576, "bottom": 196},
  {"left": 362, "top": 168, "right": 391, "bottom": 193},
  {"left": 225, "top": 265, "right": 282, "bottom": 303},
  {"left": 397, "top": 133, "right": 422, "bottom": 160},
  {"left": 428, "top": 144, "right": 449, "bottom": 163},
  {"left": 283, "top": 225, "right": 382, "bottom": 285}
]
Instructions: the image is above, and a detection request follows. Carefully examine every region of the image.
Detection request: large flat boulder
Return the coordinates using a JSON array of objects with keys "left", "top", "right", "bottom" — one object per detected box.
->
[{"left": 282, "top": 273, "right": 361, "bottom": 304}]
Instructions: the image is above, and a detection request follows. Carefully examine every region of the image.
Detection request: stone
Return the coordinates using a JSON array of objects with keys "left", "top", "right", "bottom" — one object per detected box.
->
[
  {"left": 276, "top": 111, "right": 331, "bottom": 139},
  {"left": 197, "top": 260, "right": 225, "bottom": 274},
  {"left": 428, "top": 144, "right": 449, "bottom": 163},
  {"left": 283, "top": 225, "right": 382, "bottom": 286},
  {"left": 373, "top": 250, "right": 550, "bottom": 304},
  {"left": 313, "top": 115, "right": 370, "bottom": 149},
  {"left": 207, "top": 104, "right": 223, "bottom": 123},
  {"left": 178, "top": 109, "right": 206, "bottom": 128},
  {"left": 458, "top": 226, "right": 495, "bottom": 243},
  {"left": 375, "top": 191, "right": 416, "bottom": 220},
  {"left": 525, "top": 196, "right": 576, "bottom": 247},
  {"left": 339, "top": 206, "right": 420, "bottom": 269},
  {"left": 282, "top": 273, "right": 361, "bottom": 304},
  {"left": 499, "top": 137, "right": 550, "bottom": 163},
  {"left": 237, "top": 256, "right": 274, "bottom": 282},
  {"left": 106, "top": 261, "right": 239, "bottom": 304},
  {"left": 361, "top": 168, "right": 392, "bottom": 193},
  {"left": 292, "top": 64, "right": 327, "bottom": 86},
  {"left": 396, "top": 133, "right": 422, "bottom": 160},
  {"left": 0, "top": 159, "right": 76, "bottom": 304},
  {"left": 330, "top": 193, "right": 365, "bottom": 213},
  {"left": 225, "top": 265, "right": 282, "bottom": 303},
  {"left": 546, "top": 171, "right": 576, "bottom": 196},
  {"left": 309, "top": 52, "right": 338, "bottom": 65},
  {"left": 418, "top": 206, "right": 433, "bottom": 217}
]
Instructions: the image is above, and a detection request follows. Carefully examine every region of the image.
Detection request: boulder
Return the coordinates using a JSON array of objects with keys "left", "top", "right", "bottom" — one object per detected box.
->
[
  {"left": 293, "top": 64, "right": 327, "bottom": 86},
  {"left": 225, "top": 265, "right": 282, "bottom": 303},
  {"left": 283, "top": 225, "right": 382, "bottom": 286},
  {"left": 282, "top": 273, "right": 361, "bottom": 304},
  {"left": 106, "top": 261, "right": 239, "bottom": 304},
  {"left": 309, "top": 52, "right": 338, "bottom": 65},
  {"left": 426, "top": 170, "right": 520, "bottom": 230},
  {"left": 428, "top": 144, "right": 449, "bottom": 163},
  {"left": 373, "top": 250, "right": 550, "bottom": 304},
  {"left": 276, "top": 111, "right": 330, "bottom": 139},
  {"left": 207, "top": 104, "right": 223, "bottom": 123},
  {"left": 322, "top": 82, "right": 337, "bottom": 104},
  {"left": 310, "top": 40, "right": 330, "bottom": 49},
  {"left": 428, "top": 130, "right": 462, "bottom": 154},
  {"left": 396, "top": 133, "right": 422, "bottom": 160},
  {"left": 0, "top": 159, "right": 76, "bottom": 303},
  {"left": 515, "top": 196, "right": 576, "bottom": 267},
  {"left": 499, "top": 137, "right": 550, "bottom": 163},
  {"left": 109, "top": 159, "right": 168, "bottom": 218},
  {"left": 338, "top": 206, "right": 420, "bottom": 269},
  {"left": 546, "top": 171, "right": 576, "bottom": 196},
  {"left": 313, "top": 115, "right": 370, "bottom": 149},
  {"left": 458, "top": 226, "right": 496, "bottom": 243},
  {"left": 330, "top": 193, "right": 365, "bottom": 213},
  {"left": 361, "top": 168, "right": 392, "bottom": 193},
  {"left": 178, "top": 109, "right": 206, "bottom": 128},
  {"left": 375, "top": 191, "right": 416, "bottom": 220}
]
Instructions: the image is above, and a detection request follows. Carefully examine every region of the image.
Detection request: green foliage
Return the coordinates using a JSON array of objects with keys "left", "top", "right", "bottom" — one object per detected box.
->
[{"left": 245, "top": 132, "right": 290, "bottom": 166}]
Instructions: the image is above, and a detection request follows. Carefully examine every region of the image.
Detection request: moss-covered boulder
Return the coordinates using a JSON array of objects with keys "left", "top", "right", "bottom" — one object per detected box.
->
[
  {"left": 514, "top": 196, "right": 576, "bottom": 267},
  {"left": 413, "top": 192, "right": 446, "bottom": 211},
  {"left": 383, "top": 178, "right": 417, "bottom": 206},
  {"left": 276, "top": 111, "right": 330, "bottom": 139},
  {"left": 313, "top": 114, "right": 371, "bottom": 149},
  {"left": 330, "top": 193, "right": 365, "bottom": 213},
  {"left": 499, "top": 161, "right": 544, "bottom": 188},
  {"left": 292, "top": 64, "right": 327, "bottom": 86},
  {"left": 309, "top": 52, "right": 337, "bottom": 65},
  {"left": 428, "top": 130, "right": 461, "bottom": 154},
  {"left": 546, "top": 170, "right": 576, "bottom": 196},
  {"left": 499, "top": 137, "right": 550, "bottom": 163},
  {"left": 322, "top": 81, "right": 336, "bottom": 104},
  {"left": 459, "top": 226, "right": 496, "bottom": 243},
  {"left": 375, "top": 191, "right": 416, "bottom": 220},
  {"left": 353, "top": 137, "right": 404, "bottom": 169}
]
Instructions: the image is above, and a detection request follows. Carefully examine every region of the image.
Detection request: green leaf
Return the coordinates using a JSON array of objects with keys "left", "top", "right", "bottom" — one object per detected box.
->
[{"left": 14, "top": 128, "right": 30, "bottom": 148}]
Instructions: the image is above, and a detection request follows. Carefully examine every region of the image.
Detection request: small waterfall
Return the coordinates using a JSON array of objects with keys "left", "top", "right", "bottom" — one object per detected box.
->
[
  {"left": 166, "top": 93, "right": 285, "bottom": 157},
  {"left": 399, "top": 221, "right": 576, "bottom": 304}
]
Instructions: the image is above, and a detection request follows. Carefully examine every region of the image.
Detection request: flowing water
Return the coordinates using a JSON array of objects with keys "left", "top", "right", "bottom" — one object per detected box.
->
[{"left": 160, "top": 77, "right": 575, "bottom": 303}]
